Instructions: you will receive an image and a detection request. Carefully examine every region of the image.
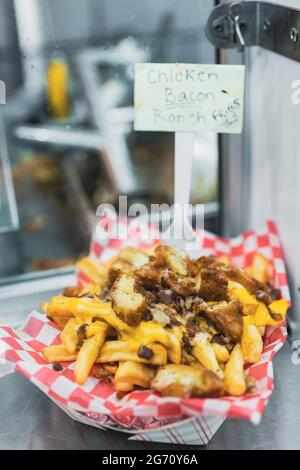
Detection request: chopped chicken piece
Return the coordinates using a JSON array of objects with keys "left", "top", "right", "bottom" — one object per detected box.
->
[
  {"left": 189, "top": 255, "right": 222, "bottom": 275},
  {"left": 135, "top": 264, "right": 165, "bottom": 289},
  {"left": 191, "top": 256, "right": 265, "bottom": 295},
  {"left": 111, "top": 274, "right": 146, "bottom": 326},
  {"left": 166, "top": 265, "right": 228, "bottom": 301},
  {"left": 149, "top": 303, "right": 177, "bottom": 327},
  {"left": 151, "top": 364, "right": 224, "bottom": 398},
  {"left": 153, "top": 245, "right": 188, "bottom": 276},
  {"left": 109, "top": 259, "right": 134, "bottom": 283},
  {"left": 197, "top": 269, "right": 229, "bottom": 301},
  {"left": 203, "top": 299, "right": 243, "bottom": 343},
  {"left": 62, "top": 286, "right": 85, "bottom": 297},
  {"left": 219, "top": 266, "right": 264, "bottom": 295},
  {"left": 62, "top": 285, "right": 103, "bottom": 299},
  {"left": 117, "top": 247, "right": 149, "bottom": 268},
  {"left": 165, "top": 273, "right": 199, "bottom": 297}
]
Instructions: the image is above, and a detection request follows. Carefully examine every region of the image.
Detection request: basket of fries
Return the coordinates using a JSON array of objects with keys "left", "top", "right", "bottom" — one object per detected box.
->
[{"left": 0, "top": 219, "right": 290, "bottom": 445}]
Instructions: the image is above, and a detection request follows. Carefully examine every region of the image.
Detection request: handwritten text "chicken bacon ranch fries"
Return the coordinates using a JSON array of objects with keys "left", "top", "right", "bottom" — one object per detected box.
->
[{"left": 134, "top": 63, "right": 245, "bottom": 133}]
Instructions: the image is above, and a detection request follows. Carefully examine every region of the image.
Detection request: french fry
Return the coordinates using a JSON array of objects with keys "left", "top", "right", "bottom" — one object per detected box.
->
[
  {"left": 103, "top": 364, "right": 118, "bottom": 375},
  {"left": 48, "top": 312, "right": 73, "bottom": 329},
  {"left": 42, "top": 344, "right": 77, "bottom": 363},
  {"left": 224, "top": 344, "right": 246, "bottom": 396},
  {"left": 129, "top": 321, "right": 170, "bottom": 347},
  {"left": 165, "top": 327, "right": 183, "bottom": 364},
  {"left": 212, "top": 343, "right": 230, "bottom": 363},
  {"left": 258, "top": 326, "right": 266, "bottom": 336},
  {"left": 74, "top": 326, "right": 107, "bottom": 384},
  {"left": 114, "top": 382, "right": 133, "bottom": 392},
  {"left": 86, "top": 321, "right": 110, "bottom": 338},
  {"left": 192, "top": 339, "right": 224, "bottom": 379},
  {"left": 60, "top": 317, "right": 79, "bottom": 353},
  {"left": 253, "top": 299, "right": 288, "bottom": 327},
  {"left": 117, "top": 246, "right": 149, "bottom": 269},
  {"left": 114, "top": 361, "right": 155, "bottom": 391},
  {"left": 47, "top": 297, "right": 131, "bottom": 332},
  {"left": 241, "top": 321, "right": 263, "bottom": 364},
  {"left": 229, "top": 286, "right": 258, "bottom": 316},
  {"left": 76, "top": 257, "right": 110, "bottom": 288},
  {"left": 247, "top": 253, "right": 270, "bottom": 284},
  {"left": 269, "top": 299, "right": 289, "bottom": 319},
  {"left": 40, "top": 302, "right": 49, "bottom": 313},
  {"left": 218, "top": 255, "right": 230, "bottom": 265},
  {"left": 97, "top": 340, "right": 167, "bottom": 366}
]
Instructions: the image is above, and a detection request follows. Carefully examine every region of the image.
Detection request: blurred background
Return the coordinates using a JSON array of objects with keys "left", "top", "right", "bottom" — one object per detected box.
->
[{"left": 0, "top": 0, "right": 219, "bottom": 280}]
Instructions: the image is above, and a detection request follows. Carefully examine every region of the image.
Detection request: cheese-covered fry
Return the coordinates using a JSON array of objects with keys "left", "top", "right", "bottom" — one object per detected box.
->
[
  {"left": 97, "top": 340, "right": 167, "bottom": 366},
  {"left": 229, "top": 286, "right": 258, "bottom": 316},
  {"left": 47, "top": 296, "right": 131, "bottom": 332}
]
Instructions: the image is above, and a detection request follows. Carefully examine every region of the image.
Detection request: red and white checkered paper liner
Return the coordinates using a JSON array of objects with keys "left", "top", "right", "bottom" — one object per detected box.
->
[{"left": 0, "top": 219, "right": 289, "bottom": 444}]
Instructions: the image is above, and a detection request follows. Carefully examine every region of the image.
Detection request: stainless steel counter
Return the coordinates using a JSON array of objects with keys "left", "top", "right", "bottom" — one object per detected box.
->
[
  {"left": 0, "top": 272, "right": 299, "bottom": 450},
  {"left": 0, "top": 342, "right": 299, "bottom": 450}
]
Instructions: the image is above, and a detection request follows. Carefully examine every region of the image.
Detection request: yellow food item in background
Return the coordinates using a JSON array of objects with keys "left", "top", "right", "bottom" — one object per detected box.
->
[{"left": 47, "top": 59, "right": 70, "bottom": 119}]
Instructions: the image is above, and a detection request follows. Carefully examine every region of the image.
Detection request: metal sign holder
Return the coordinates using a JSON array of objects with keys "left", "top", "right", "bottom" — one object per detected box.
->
[{"left": 206, "top": 1, "right": 300, "bottom": 62}]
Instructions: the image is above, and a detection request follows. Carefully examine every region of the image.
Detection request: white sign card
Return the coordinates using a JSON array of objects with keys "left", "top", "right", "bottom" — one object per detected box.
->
[{"left": 134, "top": 63, "right": 245, "bottom": 134}]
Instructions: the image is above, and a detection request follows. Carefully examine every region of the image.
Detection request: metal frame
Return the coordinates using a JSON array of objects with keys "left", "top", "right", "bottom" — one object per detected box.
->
[
  {"left": 207, "top": 1, "right": 300, "bottom": 63},
  {"left": 0, "top": 112, "right": 19, "bottom": 233}
]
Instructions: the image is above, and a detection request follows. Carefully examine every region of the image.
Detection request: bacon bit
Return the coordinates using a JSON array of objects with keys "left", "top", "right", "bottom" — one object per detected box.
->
[
  {"left": 92, "top": 316, "right": 102, "bottom": 323},
  {"left": 92, "top": 366, "right": 113, "bottom": 383},
  {"left": 268, "top": 309, "right": 282, "bottom": 321},
  {"left": 169, "top": 317, "right": 182, "bottom": 327},
  {"left": 256, "top": 290, "right": 272, "bottom": 305},
  {"left": 270, "top": 288, "right": 282, "bottom": 301},
  {"left": 181, "top": 332, "right": 193, "bottom": 353},
  {"left": 157, "top": 289, "right": 174, "bottom": 304},
  {"left": 143, "top": 310, "right": 153, "bottom": 321},
  {"left": 137, "top": 345, "right": 154, "bottom": 360},
  {"left": 76, "top": 323, "right": 88, "bottom": 351}
]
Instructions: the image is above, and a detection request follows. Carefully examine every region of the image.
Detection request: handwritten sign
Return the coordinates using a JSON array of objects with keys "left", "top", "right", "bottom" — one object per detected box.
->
[{"left": 134, "top": 63, "right": 245, "bottom": 133}]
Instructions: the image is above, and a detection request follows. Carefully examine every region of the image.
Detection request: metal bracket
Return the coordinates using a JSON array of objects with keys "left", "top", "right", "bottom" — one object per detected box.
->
[{"left": 206, "top": 1, "right": 300, "bottom": 62}]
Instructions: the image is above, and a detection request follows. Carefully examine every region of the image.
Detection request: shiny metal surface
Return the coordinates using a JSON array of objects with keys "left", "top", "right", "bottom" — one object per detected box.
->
[
  {"left": 13, "top": 125, "right": 104, "bottom": 151},
  {"left": 207, "top": 1, "right": 300, "bottom": 63},
  {"left": 0, "top": 113, "right": 19, "bottom": 233},
  {"left": 0, "top": 342, "right": 299, "bottom": 450}
]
